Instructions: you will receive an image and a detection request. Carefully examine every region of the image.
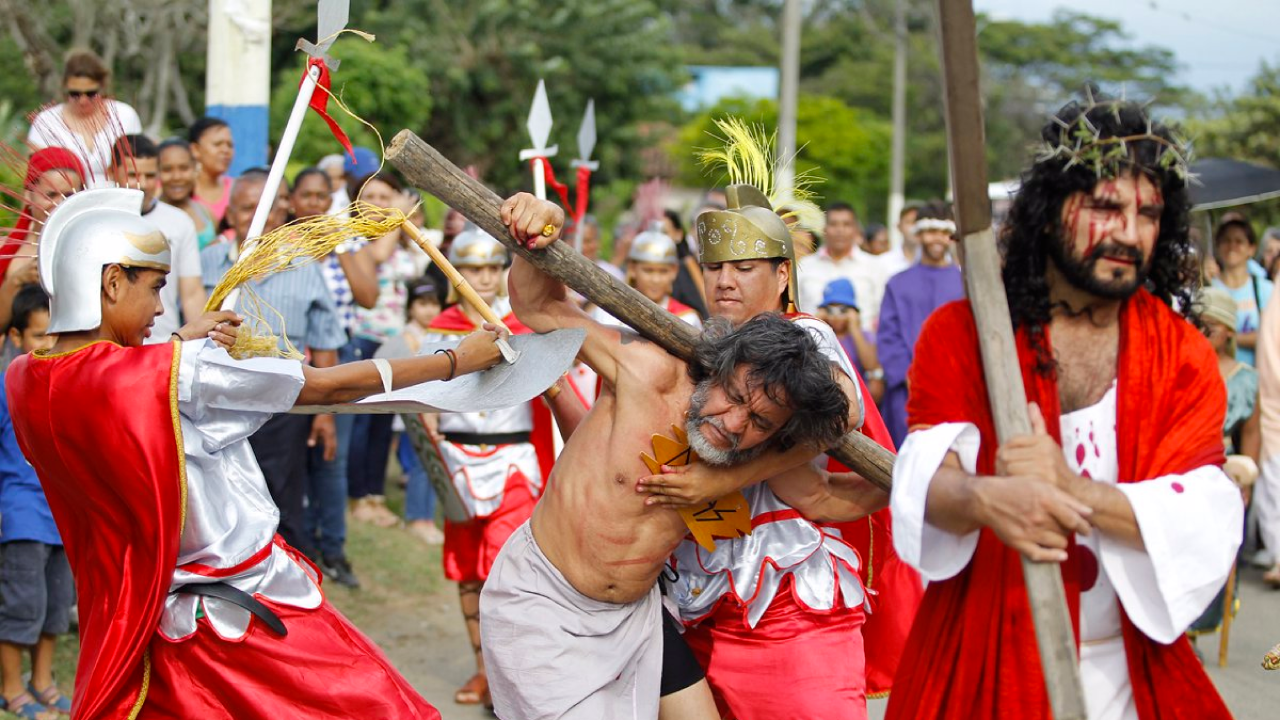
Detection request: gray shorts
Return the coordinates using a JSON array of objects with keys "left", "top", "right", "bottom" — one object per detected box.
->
[
  {"left": 0, "top": 541, "right": 74, "bottom": 645},
  {"left": 481, "top": 521, "right": 663, "bottom": 720}
]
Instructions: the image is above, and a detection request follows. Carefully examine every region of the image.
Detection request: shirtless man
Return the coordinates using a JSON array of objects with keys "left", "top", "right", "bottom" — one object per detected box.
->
[{"left": 480, "top": 195, "right": 852, "bottom": 720}]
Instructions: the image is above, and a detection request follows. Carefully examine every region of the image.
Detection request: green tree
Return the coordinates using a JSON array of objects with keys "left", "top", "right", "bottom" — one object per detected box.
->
[
  {"left": 269, "top": 39, "right": 432, "bottom": 169},
  {"left": 674, "top": 95, "right": 892, "bottom": 221},
  {"left": 354, "top": 0, "right": 683, "bottom": 194},
  {"left": 1189, "top": 61, "right": 1280, "bottom": 163}
]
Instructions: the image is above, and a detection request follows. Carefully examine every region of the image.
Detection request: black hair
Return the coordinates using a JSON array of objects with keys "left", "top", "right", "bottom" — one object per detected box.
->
[
  {"left": 111, "top": 134, "right": 158, "bottom": 166},
  {"left": 1214, "top": 216, "right": 1257, "bottom": 247},
  {"left": 292, "top": 166, "right": 332, "bottom": 193},
  {"left": 824, "top": 201, "right": 859, "bottom": 220},
  {"left": 688, "top": 313, "right": 849, "bottom": 452},
  {"left": 1000, "top": 96, "right": 1195, "bottom": 374},
  {"left": 10, "top": 284, "right": 49, "bottom": 333},
  {"left": 188, "top": 116, "right": 229, "bottom": 144},
  {"left": 916, "top": 200, "right": 953, "bottom": 223},
  {"left": 354, "top": 171, "right": 403, "bottom": 196},
  {"left": 157, "top": 137, "right": 193, "bottom": 159},
  {"left": 664, "top": 208, "right": 685, "bottom": 235},
  {"left": 406, "top": 277, "right": 444, "bottom": 320}
]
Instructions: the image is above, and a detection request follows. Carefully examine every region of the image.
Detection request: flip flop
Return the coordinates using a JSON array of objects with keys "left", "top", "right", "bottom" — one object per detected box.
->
[
  {"left": 454, "top": 673, "right": 490, "bottom": 706},
  {"left": 27, "top": 684, "right": 71, "bottom": 715},
  {"left": 0, "top": 692, "right": 59, "bottom": 720}
]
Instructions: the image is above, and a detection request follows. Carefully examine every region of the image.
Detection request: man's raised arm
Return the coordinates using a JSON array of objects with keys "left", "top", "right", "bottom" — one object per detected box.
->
[{"left": 504, "top": 192, "right": 645, "bottom": 387}]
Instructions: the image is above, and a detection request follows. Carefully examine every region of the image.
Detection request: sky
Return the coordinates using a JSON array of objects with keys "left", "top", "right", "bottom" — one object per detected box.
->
[{"left": 974, "top": 0, "right": 1280, "bottom": 96}]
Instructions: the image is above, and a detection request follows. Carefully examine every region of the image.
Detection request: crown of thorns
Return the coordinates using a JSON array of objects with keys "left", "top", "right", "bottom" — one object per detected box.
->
[{"left": 1035, "top": 100, "right": 1193, "bottom": 182}]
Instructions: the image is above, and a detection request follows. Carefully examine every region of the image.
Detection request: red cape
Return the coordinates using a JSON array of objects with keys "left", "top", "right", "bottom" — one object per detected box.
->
[
  {"left": 7, "top": 341, "right": 184, "bottom": 720},
  {"left": 789, "top": 312, "right": 924, "bottom": 697},
  {"left": 886, "top": 291, "right": 1231, "bottom": 720},
  {"left": 428, "top": 305, "right": 555, "bottom": 479}
]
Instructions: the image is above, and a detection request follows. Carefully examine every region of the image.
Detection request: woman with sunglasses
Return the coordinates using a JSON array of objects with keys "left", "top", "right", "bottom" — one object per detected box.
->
[{"left": 26, "top": 51, "right": 141, "bottom": 187}]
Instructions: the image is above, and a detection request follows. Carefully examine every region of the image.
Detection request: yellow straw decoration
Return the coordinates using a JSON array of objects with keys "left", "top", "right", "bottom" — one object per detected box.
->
[
  {"left": 697, "top": 117, "right": 824, "bottom": 232},
  {"left": 205, "top": 201, "right": 409, "bottom": 359}
]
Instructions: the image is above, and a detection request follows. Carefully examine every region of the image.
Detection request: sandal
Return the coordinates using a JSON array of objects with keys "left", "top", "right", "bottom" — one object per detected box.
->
[
  {"left": 454, "top": 673, "right": 490, "bottom": 706},
  {"left": 0, "top": 692, "right": 59, "bottom": 720},
  {"left": 27, "top": 684, "right": 71, "bottom": 715},
  {"left": 1264, "top": 564, "right": 1280, "bottom": 589}
]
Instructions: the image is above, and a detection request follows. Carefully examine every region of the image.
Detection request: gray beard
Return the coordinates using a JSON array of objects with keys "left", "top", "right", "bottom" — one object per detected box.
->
[{"left": 684, "top": 380, "right": 770, "bottom": 467}]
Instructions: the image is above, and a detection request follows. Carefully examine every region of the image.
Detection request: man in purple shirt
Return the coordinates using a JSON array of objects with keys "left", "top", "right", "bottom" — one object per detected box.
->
[{"left": 876, "top": 202, "right": 965, "bottom": 446}]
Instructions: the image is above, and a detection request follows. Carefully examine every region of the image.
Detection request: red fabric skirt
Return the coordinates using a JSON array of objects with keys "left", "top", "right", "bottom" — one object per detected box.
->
[
  {"left": 684, "top": 584, "right": 867, "bottom": 720},
  {"left": 443, "top": 470, "right": 537, "bottom": 583},
  {"left": 143, "top": 598, "right": 440, "bottom": 719}
]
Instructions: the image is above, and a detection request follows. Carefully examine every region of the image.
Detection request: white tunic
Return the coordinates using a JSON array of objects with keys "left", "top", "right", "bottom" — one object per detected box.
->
[
  {"left": 159, "top": 340, "right": 323, "bottom": 642},
  {"left": 890, "top": 384, "right": 1243, "bottom": 720},
  {"left": 424, "top": 297, "right": 543, "bottom": 519}
]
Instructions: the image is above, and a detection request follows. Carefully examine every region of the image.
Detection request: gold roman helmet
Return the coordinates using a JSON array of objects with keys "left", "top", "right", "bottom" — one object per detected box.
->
[{"left": 694, "top": 118, "right": 820, "bottom": 313}]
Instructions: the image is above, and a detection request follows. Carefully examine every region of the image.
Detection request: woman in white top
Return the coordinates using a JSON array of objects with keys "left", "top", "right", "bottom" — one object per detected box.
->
[{"left": 26, "top": 50, "right": 141, "bottom": 187}]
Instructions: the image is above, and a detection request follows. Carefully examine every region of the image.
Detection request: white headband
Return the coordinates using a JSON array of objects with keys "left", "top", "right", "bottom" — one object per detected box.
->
[{"left": 913, "top": 218, "right": 957, "bottom": 234}]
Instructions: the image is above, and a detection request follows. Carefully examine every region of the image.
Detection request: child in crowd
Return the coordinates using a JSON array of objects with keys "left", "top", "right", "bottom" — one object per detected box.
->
[
  {"left": 0, "top": 286, "right": 68, "bottom": 719},
  {"left": 817, "top": 278, "right": 884, "bottom": 405},
  {"left": 399, "top": 279, "right": 446, "bottom": 544}
]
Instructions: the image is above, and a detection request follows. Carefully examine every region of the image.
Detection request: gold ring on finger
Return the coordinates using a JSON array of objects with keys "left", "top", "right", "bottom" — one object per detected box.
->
[{"left": 541, "top": 224, "right": 556, "bottom": 238}]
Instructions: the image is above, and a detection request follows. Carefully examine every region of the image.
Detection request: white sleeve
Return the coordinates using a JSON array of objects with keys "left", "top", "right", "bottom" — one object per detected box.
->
[
  {"left": 177, "top": 339, "right": 305, "bottom": 451},
  {"left": 891, "top": 422, "right": 983, "bottom": 581},
  {"left": 114, "top": 101, "right": 143, "bottom": 133},
  {"left": 792, "top": 316, "right": 864, "bottom": 428},
  {"left": 1105, "top": 465, "right": 1244, "bottom": 643},
  {"left": 172, "top": 213, "right": 202, "bottom": 279},
  {"left": 26, "top": 107, "right": 56, "bottom": 148}
]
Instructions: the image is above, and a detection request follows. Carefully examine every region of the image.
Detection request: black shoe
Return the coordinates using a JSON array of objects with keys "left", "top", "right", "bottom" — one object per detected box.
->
[{"left": 320, "top": 554, "right": 361, "bottom": 589}]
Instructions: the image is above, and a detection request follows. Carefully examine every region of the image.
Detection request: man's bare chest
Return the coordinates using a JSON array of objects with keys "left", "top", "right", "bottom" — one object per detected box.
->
[{"left": 1052, "top": 324, "right": 1120, "bottom": 413}]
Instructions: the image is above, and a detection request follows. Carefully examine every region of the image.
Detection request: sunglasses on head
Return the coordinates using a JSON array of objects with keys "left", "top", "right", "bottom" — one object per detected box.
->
[{"left": 67, "top": 89, "right": 100, "bottom": 99}]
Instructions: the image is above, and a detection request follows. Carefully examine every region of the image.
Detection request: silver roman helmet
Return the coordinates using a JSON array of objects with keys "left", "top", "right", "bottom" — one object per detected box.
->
[
  {"left": 447, "top": 228, "right": 508, "bottom": 267},
  {"left": 627, "top": 226, "right": 679, "bottom": 266},
  {"left": 39, "top": 188, "right": 171, "bottom": 333}
]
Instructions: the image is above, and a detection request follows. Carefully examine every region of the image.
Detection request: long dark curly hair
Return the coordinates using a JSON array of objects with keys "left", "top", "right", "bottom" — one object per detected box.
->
[{"left": 1000, "top": 97, "right": 1197, "bottom": 373}]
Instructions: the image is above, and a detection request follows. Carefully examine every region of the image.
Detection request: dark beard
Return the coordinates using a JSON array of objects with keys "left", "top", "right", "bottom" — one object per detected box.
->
[{"left": 1048, "top": 235, "right": 1150, "bottom": 300}]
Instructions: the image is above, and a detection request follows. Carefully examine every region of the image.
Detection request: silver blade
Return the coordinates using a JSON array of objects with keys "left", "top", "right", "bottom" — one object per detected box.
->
[
  {"left": 526, "top": 79, "right": 554, "bottom": 152},
  {"left": 314, "top": 0, "right": 349, "bottom": 55},
  {"left": 290, "top": 328, "right": 585, "bottom": 415},
  {"left": 576, "top": 99, "right": 596, "bottom": 163}
]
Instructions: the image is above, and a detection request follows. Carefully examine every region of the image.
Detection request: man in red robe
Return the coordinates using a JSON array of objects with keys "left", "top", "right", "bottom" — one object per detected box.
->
[
  {"left": 5, "top": 187, "right": 505, "bottom": 719},
  {"left": 887, "top": 98, "right": 1240, "bottom": 720}
]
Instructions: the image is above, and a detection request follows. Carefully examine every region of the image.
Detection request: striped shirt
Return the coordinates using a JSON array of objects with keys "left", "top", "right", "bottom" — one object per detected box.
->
[{"left": 201, "top": 241, "right": 348, "bottom": 353}]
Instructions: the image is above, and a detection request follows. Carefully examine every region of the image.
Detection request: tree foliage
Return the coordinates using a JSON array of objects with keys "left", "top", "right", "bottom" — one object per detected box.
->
[
  {"left": 1189, "top": 62, "right": 1280, "bottom": 164},
  {"left": 354, "top": 0, "right": 682, "bottom": 193},
  {"left": 269, "top": 39, "right": 432, "bottom": 169},
  {"left": 675, "top": 95, "right": 891, "bottom": 221}
]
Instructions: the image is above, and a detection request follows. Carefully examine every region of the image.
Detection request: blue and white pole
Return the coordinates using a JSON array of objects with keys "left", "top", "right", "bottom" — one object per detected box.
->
[{"left": 205, "top": 0, "right": 271, "bottom": 175}]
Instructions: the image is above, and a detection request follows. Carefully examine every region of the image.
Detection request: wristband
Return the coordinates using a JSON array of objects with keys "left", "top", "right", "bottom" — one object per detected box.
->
[
  {"left": 864, "top": 367, "right": 884, "bottom": 382},
  {"left": 434, "top": 348, "right": 458, "bottom": 381},
  {"left": 371, "top": 358, "right": 394, "bottom": 394}
]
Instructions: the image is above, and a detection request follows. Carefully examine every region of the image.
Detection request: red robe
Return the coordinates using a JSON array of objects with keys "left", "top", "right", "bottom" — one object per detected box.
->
[
  {"left": 8, "top": 341, "right": 184, "bottom": 720},
  {"left": 790, "top": 312, "right": 925, "bottom": 697},
  {"left": 8, "top": 341, "right": 441, "bottom": 720},
  {"left": 886, "top": 291, "right": 1232, "bottom": 720}
]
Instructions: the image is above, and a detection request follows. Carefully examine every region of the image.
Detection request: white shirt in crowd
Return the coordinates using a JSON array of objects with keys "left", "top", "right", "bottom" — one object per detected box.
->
[
  {"left": 142, "top": 201, "right": 203, "bottom": 343},
  {"left": 796, "top": 246, "right": 890, "bottom": 332},
  {"left": 27, "top": 100, "right": 143, "bottom": 186}
]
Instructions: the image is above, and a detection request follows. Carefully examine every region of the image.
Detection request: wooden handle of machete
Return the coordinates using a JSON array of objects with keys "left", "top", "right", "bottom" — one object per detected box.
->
[
  {"left": 400, "top": 221, "right": 510, "bottom": 332},
  {"left": 386, "top": 129, "right": 897, "bottom": 493}
]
